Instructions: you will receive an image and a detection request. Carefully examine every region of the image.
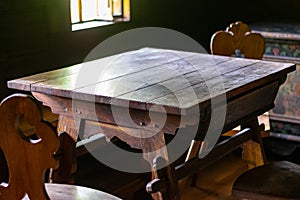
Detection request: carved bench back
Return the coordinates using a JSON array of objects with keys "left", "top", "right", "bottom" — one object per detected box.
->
[{"left": 0, "top": 94, "right": 59, "bottom": 200}]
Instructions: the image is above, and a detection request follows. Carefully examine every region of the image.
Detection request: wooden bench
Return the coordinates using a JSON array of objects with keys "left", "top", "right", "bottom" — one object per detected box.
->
[{"left": 232, "top": 160, "right": 300, "bottom": 199}]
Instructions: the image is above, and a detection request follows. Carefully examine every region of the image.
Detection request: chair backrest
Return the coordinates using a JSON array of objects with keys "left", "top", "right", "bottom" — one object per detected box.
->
[
  {"left": 210, "top": 21, "right": 265, "bottom": 59},
  {"left": 0, "top": 94, "right": 59, "bottom": 200}
]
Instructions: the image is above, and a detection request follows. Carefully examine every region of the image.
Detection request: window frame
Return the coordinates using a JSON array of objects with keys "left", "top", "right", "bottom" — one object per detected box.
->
[{"left": 70, "top": 0, "right": 130, "bottom": 31}]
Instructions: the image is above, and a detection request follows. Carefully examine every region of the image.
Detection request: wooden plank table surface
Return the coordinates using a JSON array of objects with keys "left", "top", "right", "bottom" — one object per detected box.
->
[{"left": 7, "top": 47, "right": 296, "bottom": 200}]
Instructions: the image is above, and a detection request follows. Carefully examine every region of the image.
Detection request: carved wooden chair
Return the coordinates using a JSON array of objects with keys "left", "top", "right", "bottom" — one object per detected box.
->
[
  {"left": 210, "top": 21, "right": 268, "bottom": 165},
  {"left": 210, "top": 21, "right": 300, "bottom": 199},
  {"left": 0, "top": 94, "right": 121, "bottom": 200},
  {"left": 210, "top": 21, "right": 265, "bottom": 59}
]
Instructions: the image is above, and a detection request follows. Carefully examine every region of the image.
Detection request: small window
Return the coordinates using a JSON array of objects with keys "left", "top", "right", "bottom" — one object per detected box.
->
[{"left": 70, "top": 0, "right": 130, "bottom": 31}]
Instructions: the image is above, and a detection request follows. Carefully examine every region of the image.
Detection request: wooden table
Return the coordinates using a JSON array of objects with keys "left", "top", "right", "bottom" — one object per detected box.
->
[{"left": 7, "top": 48, "right": 296, "bottom": 200}]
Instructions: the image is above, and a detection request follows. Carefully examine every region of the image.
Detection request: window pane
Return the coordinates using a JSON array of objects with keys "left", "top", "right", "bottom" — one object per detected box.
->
[
  {"left": 82, "top": 0, "right": 97, "bottom": 21},
  {"left": 113, "top": 0, "right": 122, "bottom": 16},
  {"left": 70, "top": 0, "right": 80, "bottom": 23},
  {"left": 97, "top": 0, "right": 113, "bottom": 20}
]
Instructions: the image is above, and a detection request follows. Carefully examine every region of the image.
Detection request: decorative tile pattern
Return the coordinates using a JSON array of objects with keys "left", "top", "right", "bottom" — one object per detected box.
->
[
  {"left": 271, "top": 120, "right": 300, "bottom": 136},
  {"left": 265, "top": 41, "right": 300, "bottom": 58}
]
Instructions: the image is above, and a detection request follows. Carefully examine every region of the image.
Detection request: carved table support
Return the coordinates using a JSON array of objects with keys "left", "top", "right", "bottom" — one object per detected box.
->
[
  {"left": 241, "top": 117, "right": 266, "bottom": 169},
  {"left": 142, "top": 130, "right": 180, "bottom": 200},
  {"left": 52, "top": 115, "right": 79, "bottom": 184}
]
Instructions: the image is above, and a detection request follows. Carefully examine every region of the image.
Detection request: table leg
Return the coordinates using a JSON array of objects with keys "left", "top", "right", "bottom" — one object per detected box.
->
[
  {"left": 51, "top": 133, "right": 76, "bottom": 184},
  {"left": 142, "top": 130, "right": 180, "bottom": 200},
  {"left": 180, "top": 121, "right": 210, "bottom": 188},
  {"left": 179, "top": 139, "right": 202, "bottom": 188},
  {"left": 52, "top": 115, "right": 79, "bottom": 184},
  {"left": 0, "top": 149, "right": 8, "bottom": 183},
  {"left": 241, "top": 117, "right": 266, "bottom": 169}
]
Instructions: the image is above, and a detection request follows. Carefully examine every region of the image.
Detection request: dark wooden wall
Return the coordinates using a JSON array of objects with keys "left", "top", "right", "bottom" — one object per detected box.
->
[{"left": 0, "top": 0, "right": 299, "bottom": 100}]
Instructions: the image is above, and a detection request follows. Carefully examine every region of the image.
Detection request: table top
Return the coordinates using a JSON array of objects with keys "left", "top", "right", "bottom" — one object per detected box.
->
[{"left": 8, "top": 48, "right": 296, "bottom": 115}]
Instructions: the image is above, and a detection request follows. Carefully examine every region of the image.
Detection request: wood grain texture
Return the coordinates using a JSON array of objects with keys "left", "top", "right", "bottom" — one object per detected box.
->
[{"left": 8, "top": 48, "right": 295, "bottom": 115}]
